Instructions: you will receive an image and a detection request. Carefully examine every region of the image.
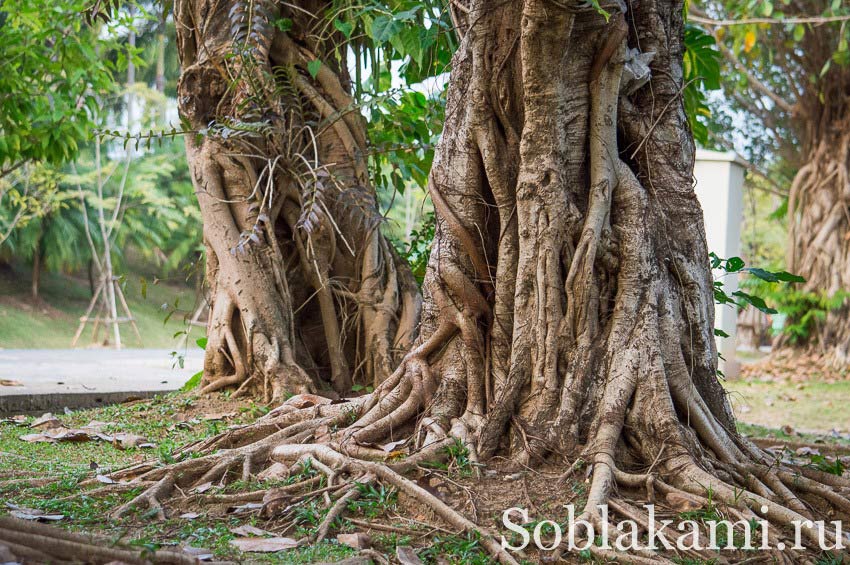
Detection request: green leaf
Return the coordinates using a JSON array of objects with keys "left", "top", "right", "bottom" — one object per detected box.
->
[
  {"left": 732, "top": 290, "right": 778, "bottom": 314},
  {"left": 726, "top": 256, "right": 745, "bottom": 272},
  {"left": 273, "top": 17, "right": 293, "bottom": 32},
  {"left": 334, "top": 18, "right": 353, "bottom": 38},
  {"left": 745, "top": 267, "right": 778, "bottom": 282},
  {"left": 370, "top": 15, "right": 401, "bottom": 43},
  {"left": 775, "top": 271, "right": 806, "bottom": 283},
  {"left": 196, "top": 337, "right": 208, "bottom": 349},
  {"left": 714, "top": 328, "right": 730, "bottom": 338},
  {"left": 181, "top": 370, "right": 204, "bottom": 392},
  {"left": 307, "top": 59, "right": 322, "bottom": 78}
]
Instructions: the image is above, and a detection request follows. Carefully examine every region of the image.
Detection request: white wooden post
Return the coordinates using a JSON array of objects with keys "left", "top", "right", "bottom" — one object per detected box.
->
[{"left": 693, "top": 149, "right": 746, "bottom": 379}]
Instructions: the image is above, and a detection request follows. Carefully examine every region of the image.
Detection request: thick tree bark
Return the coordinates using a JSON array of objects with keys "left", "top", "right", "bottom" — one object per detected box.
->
[
  {"left": 784, "top": 120, "right": 850, "bottom": 364},
  {"left": 175, "top": 0, "right": 420, "bottom": 400},
  {"left": 349, "top": 0, "right": 745, "bottom": 494}
]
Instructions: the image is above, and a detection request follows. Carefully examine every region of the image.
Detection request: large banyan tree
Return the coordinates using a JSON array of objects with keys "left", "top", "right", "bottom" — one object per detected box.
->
[
  {"left": 694, "top": 0, "right": 850, "bottom": 364},
  {"left": 102, "top": 0, "right": 849, "bottom": 561},
  {"left": 177, "top": 0, "right": 423, "bottom": 399}
]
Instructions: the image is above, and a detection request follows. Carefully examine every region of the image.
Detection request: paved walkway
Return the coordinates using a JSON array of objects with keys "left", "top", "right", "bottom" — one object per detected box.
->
[{"left": 0, "top": 349, "right": 203, "bottom": 414}]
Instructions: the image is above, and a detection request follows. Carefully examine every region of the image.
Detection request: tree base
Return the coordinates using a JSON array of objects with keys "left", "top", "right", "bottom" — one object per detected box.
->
[{"left": 51, "top": 392, "right": 848, "bottom": 564}]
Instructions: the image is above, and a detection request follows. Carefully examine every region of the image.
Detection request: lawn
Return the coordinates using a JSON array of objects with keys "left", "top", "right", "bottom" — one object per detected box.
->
[
  {"left": 0, "top": 392, "right": 496, "bottom": 564},
  {"left": 0, "top": 264, "right": 204, "bottom": 349},
  {"left": 725, "top": 375, "right": 850, "bottom": 435}
]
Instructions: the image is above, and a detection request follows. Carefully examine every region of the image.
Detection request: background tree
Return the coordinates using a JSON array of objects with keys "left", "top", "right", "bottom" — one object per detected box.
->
[
  {"left": 172, "top": 0, "right": 455, "bottom": 399},
  {"left": 105, "top": 1, "right": 850, "bottom": 559},
  {"left": 693, "top": 0, "right": 850, "bottom": 362}
]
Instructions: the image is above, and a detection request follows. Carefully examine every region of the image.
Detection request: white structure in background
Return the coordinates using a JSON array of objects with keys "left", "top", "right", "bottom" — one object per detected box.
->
[{"left": 693, "top": 150, "right": 746, "bottom": 379}]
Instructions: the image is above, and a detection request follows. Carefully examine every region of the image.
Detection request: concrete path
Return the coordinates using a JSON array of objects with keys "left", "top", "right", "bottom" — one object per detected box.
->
[{"left": 0, "top": 349, "right": 203, "bottom": 414}]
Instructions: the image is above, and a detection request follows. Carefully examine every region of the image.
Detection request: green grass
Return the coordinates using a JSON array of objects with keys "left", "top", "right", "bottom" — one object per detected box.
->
[
  {"left": 0, "top": 264, "right": 203, "bottom": 349},
  {"left": 725, "top": 378, "right": 850, "bottom": 434}
]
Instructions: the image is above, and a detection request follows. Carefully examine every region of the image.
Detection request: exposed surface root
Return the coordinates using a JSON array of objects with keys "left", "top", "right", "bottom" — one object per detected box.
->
[
  {"left": 53, "top": 392, "right": 847, "bottom": 563},
  {"left": 0, "top": 516, "right": 234, "bottom": 564}
]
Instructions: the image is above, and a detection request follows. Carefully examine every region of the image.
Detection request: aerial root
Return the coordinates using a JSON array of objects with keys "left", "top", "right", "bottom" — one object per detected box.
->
[
  {"left": 271, "top": 443, "right": 520, "bottom": 565},
  {"left": 607, "top": 498, "right": 710, "bottom": 562},
  {"left": 314, "top": 473, "right": 373, "bottom": 542},
  {"left": 0, "top": 516, "right": 234, "bottom": 565},
  {"left": 585, "top": 544, "right": 669, "bottom": 565},
  {"left": 112, "top": 474, "right": 174, "bottom": 520},
  {"left": 571, "top": 443, "right": 850, "bottom": 560}
]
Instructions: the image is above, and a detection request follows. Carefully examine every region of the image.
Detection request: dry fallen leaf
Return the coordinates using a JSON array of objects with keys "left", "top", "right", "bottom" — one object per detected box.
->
[
  {"left": 179, "top": 512, "right": 202, "bottom": 520},
  {"left": 380, "top": 439, "right": 406, "bottom": 452},
  {"left": 191, "top": 482, "right": 213, "bottom": 494},
  {"left": 230, "top": 524, "right": 273, "bottom": 537},
  {"left": 665, "top": 492, "right": 703, "bottom": 513},
  {"left": 0, "top": 415, "right": 27, "bottom": 426},
  {"left": 337, "top": 532, "right": 371, "bottom": 550},
  {"left": 396, "top": 546, "right": 424, "bottom": 565},
  {"left": 30, "top": 413, "right": 61, "bottom": 429},
  {"left": 113, "top": 433, "right": 149, "bottom": 450},
  {"left": 229, "top": 537, "right": 298, "bottom": 552},
  {"left": 228, "top": 502, "right": 264, "bottom": 514},
  {"left": 6, "top": 503, "right": 64, "bottom": 522},
  {"left": 202, "top": 412, "right": 236, "bottom": 421},
  {"left": 95, "top": 474, "right": 115, "bottom": 484},
  {"left": 19, "top": 429, "right": 90, "bottom": 443}
]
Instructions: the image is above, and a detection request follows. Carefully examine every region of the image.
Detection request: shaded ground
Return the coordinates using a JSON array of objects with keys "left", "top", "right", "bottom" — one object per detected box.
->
[{"left": 0, "top": 265, "right": 204, "bottom": 349}]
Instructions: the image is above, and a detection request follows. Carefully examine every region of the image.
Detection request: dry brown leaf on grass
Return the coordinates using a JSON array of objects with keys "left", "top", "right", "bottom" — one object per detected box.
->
[
  {"left": 228, "top": 537, "right": 298, "bottom": 552},
  {"left": 229, "top": 524, "right": 273, "bottom": 537},
  {"left": 18, "top": 418, "right": 154, "bottom": 449},
  {"left": 0, "top": 415, "right": 27, "bottom": 426},
  {"left": 5, "top": 503, "right": 63, "bottom": 522},
  {"left": 337, "top": 532, "right": 371, "bottom": 549},
  {"left": 30, "top": 413, "right": 61, "bottom": 429},
  {"left": 228, "top": 502, "right": 264, "bottom": 514},
  {"left": 201, "top": 412, "right": 236, "bottom": 421},
  {"left": 20, "top": 429, "right": 90, "bottom": 443},
  {"left": 396, "top": 546, "right": 424, "bottom": 565}
]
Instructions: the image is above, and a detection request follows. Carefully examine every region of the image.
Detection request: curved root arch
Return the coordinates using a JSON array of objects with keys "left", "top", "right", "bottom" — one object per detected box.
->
[{"left": 176, "top": 0, "right": 420, "bottom": 400}]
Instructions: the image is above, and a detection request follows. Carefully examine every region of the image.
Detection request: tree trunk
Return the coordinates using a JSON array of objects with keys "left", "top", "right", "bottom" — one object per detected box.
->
[
  {"left": 353, "top": 0, "right": 744, "bottom": 486},
  {"left": 175, "top": 0, "right": 420, "bottom": 400},
  {"left": 31, "top": 233, "right": 42, "bottom": 302},
  {"left": 784, "top": 122, "right": 850, "bottom": 364}
]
